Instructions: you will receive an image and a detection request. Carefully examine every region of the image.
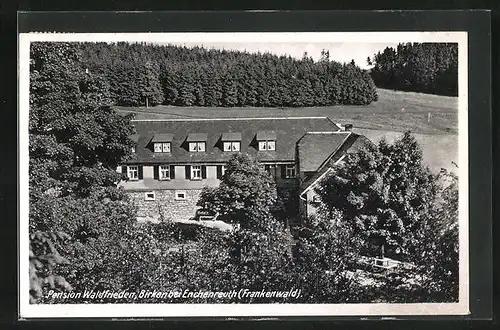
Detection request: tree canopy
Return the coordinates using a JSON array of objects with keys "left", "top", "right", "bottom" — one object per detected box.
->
[
  {"left": 369, "top": 43, "right": 458, "bottom": 96},
  {"left": 79, "top": 42, "right": 378, "bottom": 107},
  {"left": 315, "top": 132, "right": 439, "bottom": 261},
  {"left": 29, "top": 42, "right": 138, "bottom": 302},
  {"left": 197, "top": 153, "right": 277, "bottom": 230}
]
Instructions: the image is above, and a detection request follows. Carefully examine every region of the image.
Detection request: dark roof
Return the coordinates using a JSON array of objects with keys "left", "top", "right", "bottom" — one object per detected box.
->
[
  {"left": 297, "top": 132, "right": 350, "bottom": 172},
  {"left": 186, "top": 133, "right": 208, "bottom": 141},
  {"left": 221, "top": 132, "right": 242, "bottom": 141},
  {"left": 256, "top": 131, "right": 277, "bottom": 140},
  {"left": 151, "top": 133, "right": 173, "bottom": 142},
  {"left": 124, "top": 117, "right": 340, "bottom": 164},
  {"left": 129, "top": 134, "right": 140, "bottom": 143},
  {"left": 299, "top": 132, "right": 374, "bottom": 191}
]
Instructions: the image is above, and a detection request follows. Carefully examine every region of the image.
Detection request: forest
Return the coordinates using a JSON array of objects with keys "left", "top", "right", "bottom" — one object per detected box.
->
[
  {"left": 79, "top": 42, "right": 378, "bottom": 108},
  {"left": 368, "top": 43, "right": 458, "bottom": 96}
]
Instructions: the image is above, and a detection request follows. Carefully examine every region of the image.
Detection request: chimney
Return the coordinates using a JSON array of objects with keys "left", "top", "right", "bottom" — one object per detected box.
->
[{"left": 344, "top": 124, "right": 353, "bottom": 132}]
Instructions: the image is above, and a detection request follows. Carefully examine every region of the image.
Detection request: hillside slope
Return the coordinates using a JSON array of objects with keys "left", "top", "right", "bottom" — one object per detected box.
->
[{"left": 116, "top": 88, "right": 458, "bottom": 135}]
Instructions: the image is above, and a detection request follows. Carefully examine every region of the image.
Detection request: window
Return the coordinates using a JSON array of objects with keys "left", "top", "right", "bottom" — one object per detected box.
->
[
  {"left": 285, "top": 164, "right": 296, "bottom": 178},
  {"left": 175, "top": 190, "right": 187, "bottom": 200},
  {"left": 154, "top": 142, "right": 171, "bottom": 153},
  {"left": 265, "top": 164, "right": 277, "bottom": 177},
  {"left": 258, "top": 141, "right": 276, "bottom": 151},
  {"left": 191, "top": 165, "right": 202, "bottom": 180},
  {"left": 159, "top": 165, "right": 170, "bottom": 180},
  {"left": 216, "top": 165, "right": 226, "bottom": 179},
  {"left": 189, "top": 142, "right": 206, "bottom": 152},
  {"left": 223, "top": 141, "right": 240, "bottom": 152},
  {"left": 311, "top": 194, "right": 321, "bottom": 204},
  {"left": 144, "top": 191, "right": 155, "bottom": 201},
  {"left": 127, "top": 166, "right": 138, "bottom": 180},
  {"left": 131, "top": 145, "right": 136, "bottom": 153}
]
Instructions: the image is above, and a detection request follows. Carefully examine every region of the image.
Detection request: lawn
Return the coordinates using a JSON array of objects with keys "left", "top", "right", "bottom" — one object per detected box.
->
[
  {"left": 115, "top": 88, "right": 459, "bottom": 172},
  {"left": 115, "top": 89, "right": 458, "bottom": 135},
  {"left": 353, "top": 128, "right": 458, "bottom": 173}
]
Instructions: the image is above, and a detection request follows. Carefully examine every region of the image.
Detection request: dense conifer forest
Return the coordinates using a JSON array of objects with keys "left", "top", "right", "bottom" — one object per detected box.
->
[
  {"left": 369, "top": 43, "right": 458, "bottom": 96},
  {"left": 79, "top": 42, "right": 379, "bottom": 108}
]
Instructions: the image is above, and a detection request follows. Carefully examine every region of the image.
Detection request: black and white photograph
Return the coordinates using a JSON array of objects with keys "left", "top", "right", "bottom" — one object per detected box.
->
[{"left": 19, "top": 30, "right": 469, "bottom": 318}]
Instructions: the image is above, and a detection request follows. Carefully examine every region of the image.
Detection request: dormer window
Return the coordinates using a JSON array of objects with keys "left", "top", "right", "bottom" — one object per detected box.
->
[
  {"left": 154, "top": 142, "right": 171, "bottom": 153},
  {"left": 187, "top": 133, "right": 207, "bottom": 153},
  {"left": 221, "top": 132, "right": 242, "bottom": 152},
  {"left": 256, "top": 131, "right": 276, "bottom": 151},
  {"left": 223, "top": 141, "right": 240, "bottom": 151},
  {"left": 151, "top": 134, "right": 173, "bottom": 153},
  {"left": 129, "top": 134, "right": 140, "bottom": 154},
  {"left": 189, "top": 142, "right": 206, "bottom": 152}
]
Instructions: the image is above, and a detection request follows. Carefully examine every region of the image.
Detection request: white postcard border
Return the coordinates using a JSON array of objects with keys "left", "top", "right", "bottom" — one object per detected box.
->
[{"left": 18, "top": 31, "right": 469, "bottom": 318}]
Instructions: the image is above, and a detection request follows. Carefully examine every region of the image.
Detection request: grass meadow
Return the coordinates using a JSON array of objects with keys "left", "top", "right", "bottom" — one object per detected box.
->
[{"left": 116, "top": 89, "right": 459, "bottom": 173}]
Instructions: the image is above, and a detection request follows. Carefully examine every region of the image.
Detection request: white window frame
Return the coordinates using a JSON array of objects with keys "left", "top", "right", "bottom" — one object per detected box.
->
[
  {"left": 224, "top": 141, "right": 240, "bottom": 152},
  {"left": 285, "top": 164, "right": 296, "bottom": 178},
  {"left": 221, "top": 165, "right": 226, "bottom": 176},
  {"left": 154, "top": 142, "right": 171, "bottom": 153},
  {"left": 189, "top": 142, "right": 206, "bottom": 152},
  {"left": 231, "top": 141, "right": 240, "bottom": 151},
  {"left": 265, "top": 164, "right": 277, "bottom": 176},
  {"left": 144, "top": 191, "right": 156, "bottom": 201},
  {"left": 159, "top": 165, "right": 170, "bottom": 180},
  {"left": 175, "top": 190, "right": 187, "bottom": 200},
  {"left": 191, "top": 165, "right": 202, "bottom": 180},
  {"left": 131, "top": 145, "right": 136, "bottom": 153},
  {"left": 154, "top": 143, "right": 163, "bottom": 153},
  {"left": 127, "top": 165, "right": 138, "bottom": 180},
  {"left": 258, "top": 140, "right": 276, "bottom": 151}
]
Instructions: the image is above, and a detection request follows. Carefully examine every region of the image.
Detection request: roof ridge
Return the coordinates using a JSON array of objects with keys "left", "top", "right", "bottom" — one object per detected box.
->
[
  {"left": 304, "top": 131, "right": 350, "bottom": 135},
  {"left": 131, "top": 116, "right": 329, "bottom": 122},
  {"left": 315, "top": 132, "right": 353, "bottom": 172}
]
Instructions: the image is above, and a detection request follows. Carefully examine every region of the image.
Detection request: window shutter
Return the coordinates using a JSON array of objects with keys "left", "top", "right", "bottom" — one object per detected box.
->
[
  {"left": 138, "top": 166, "right": 143, "bottom": 180},
  {"left": 201, "top": 165, "right": 207, "bottom": 179},
  {"left": 281, "top": 165, "right": 286, "bottom": 178},
  {"left": 153, "top": 166, "right": 159, "bottom": 180},
  {"left": 185, "top": 165, "right": 190, "bottom": 179},
  {"left": 121, "top": 166, "right": 127, "bottom": 174},
  {"left": 170, "top": 165, "right": 175, "bottom": 179},
  {"left": 216, "top": 165, "right": 222, "bottom": 179}
]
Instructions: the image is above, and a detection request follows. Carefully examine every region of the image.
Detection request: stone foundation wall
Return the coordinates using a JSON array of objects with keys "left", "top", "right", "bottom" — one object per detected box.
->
[{"left": 128, "top": 189, "right": 202, "bottom": 221}]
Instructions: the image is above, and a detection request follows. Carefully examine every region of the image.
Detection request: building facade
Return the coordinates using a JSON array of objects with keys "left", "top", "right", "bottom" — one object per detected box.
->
[{"left": 117, "top": 117, "right": 371, "bottom": 222}]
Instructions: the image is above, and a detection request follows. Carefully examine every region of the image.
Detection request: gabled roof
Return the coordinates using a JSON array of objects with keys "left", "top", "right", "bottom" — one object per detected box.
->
[
  {"left": 256, "top": 131, "right": 277, "bottom": 141},
  {"left": 186, "top": 133, "right": 208, "bottom": 141},
  {"left": 221, "top": 132, "right": 242, "bottom": 141},
  {"left": 129, "top": 134, "right": 140, "bottom": 143},
  {"left": 151, "top": 133, "right": 173, "bottom": 142},
  {"left": 297, "top": 132, "right": 350, "bottom": 172},
  {"left": 299, "top": 132, "right": 374, "bottom": 193},
  {"left": 124, "top": 117, "right": 340, "bottom": 164}
]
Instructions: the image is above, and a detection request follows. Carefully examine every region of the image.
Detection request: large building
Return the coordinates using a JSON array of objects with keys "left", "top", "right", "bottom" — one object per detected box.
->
[{"left": 117, "top": 117, "right": 371, "bottom": 222}]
